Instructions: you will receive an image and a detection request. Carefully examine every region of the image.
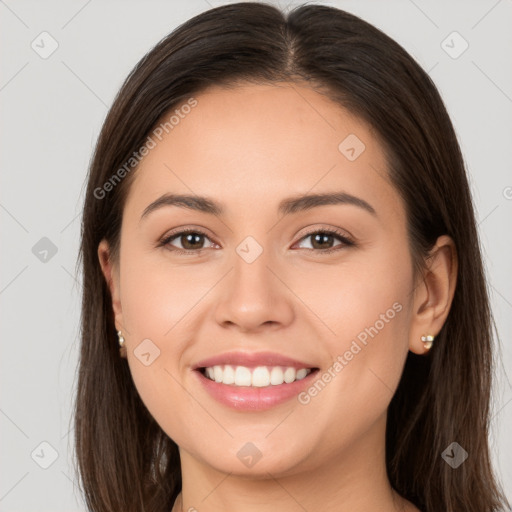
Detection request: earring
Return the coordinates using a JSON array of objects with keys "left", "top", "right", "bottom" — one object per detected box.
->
[
  {"left": 421, "top": 334, "right": 434, "bottom": 350},
  {"left": 117, "top": 330, "right": 127, "bottom": 357}
]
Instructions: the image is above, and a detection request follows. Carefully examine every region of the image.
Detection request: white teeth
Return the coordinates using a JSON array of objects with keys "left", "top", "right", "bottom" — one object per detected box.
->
[
  {"left": 234, "top": 366, "right": 252, "bottom": 386},
  {"left": 223, "top": 364, "right": 235, "bottom": 384},
  {"left": 251, "top": 366, "right": 270, "bottom": 387},
  {"left": 283, "top": 367, "right": 296, "bottom": 383},
  {"left": 296, "top": 368, "right": 308, "bottom": 380},
  {"left": 213, "top": 366, "right": 223, "bottom": 383},
  {"left": 202, "top": 365, "right": 312, "bottom": 387},
  {"left": 270, "top": 366, "right": 283, "bottom": 385}
]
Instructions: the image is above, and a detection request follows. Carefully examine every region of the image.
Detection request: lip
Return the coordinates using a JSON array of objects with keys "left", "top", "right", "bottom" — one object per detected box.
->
[
  {"left": 192, "top": 350, "right": 317, "bottom": 370},
  {"left": 193, "top": 366, "right": 320, "bottom": 411}
]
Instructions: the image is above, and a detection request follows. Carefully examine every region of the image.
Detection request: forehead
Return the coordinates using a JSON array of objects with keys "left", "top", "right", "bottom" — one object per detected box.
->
[{"left": 124, "top": 82, "right": 400, "bottom": 223}]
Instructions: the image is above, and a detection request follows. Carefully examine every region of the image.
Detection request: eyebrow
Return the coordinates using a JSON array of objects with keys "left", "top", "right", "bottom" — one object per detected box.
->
[{"left": 140, "top": 191, "right": 377, "bottom": 221}]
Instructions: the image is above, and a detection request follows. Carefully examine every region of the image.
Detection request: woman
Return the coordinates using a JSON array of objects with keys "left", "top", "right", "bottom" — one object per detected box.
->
[{"left": 73, "top": 2, "right": 510, "bottom": 511}]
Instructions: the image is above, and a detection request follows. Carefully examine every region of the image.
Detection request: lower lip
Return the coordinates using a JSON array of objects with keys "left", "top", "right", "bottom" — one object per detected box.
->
[{"left": 193, "top": 368, "right": 319, "bottom": 411}]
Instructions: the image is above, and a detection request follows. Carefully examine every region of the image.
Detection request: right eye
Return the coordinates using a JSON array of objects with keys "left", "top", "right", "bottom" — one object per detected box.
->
[{"left": 159, "top": 229, "right": 218, "bottom": 255}]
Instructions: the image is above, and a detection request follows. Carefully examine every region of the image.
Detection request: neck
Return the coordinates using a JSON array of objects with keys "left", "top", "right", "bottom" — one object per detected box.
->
[{"left": 171, "top": 414, "right": 418, "bottom": 512}]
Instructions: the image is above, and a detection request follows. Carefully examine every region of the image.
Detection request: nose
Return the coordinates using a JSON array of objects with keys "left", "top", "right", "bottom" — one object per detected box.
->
[{"left": 214, "top": 246, "right": 295, "bottom": 334}]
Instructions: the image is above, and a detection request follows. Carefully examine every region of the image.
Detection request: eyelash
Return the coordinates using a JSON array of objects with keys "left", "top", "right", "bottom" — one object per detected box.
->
[{"left": 158, "top": 227, "right": 355, "bottom": 256}]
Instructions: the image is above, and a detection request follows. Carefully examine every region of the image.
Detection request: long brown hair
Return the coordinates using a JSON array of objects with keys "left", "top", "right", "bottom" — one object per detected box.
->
[{"left": 73, "top": 3, "right": 510, "bottom": 511}]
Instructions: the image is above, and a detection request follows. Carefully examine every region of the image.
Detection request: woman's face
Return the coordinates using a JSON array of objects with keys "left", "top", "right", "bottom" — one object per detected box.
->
[{"left": 100, "top": 82, "right": 423, "bottom": 477}]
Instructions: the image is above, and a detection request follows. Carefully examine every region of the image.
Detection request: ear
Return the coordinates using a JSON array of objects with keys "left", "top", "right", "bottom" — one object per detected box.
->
[
  {"left": 97, "top": 239, "right": 124, "bottom": 334},
  {"left": 409, "top": 235, "right": 458, "bottom": 355}
]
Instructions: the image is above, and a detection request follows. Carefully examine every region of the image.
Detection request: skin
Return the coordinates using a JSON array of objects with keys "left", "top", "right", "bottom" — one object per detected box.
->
[{"left": 98, "top": 82, "right": 457, "bottom": 512}]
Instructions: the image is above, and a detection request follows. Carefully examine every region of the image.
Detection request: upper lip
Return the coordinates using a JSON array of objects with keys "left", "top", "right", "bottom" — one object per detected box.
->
[{"left": 192, "top": 351, "right": 318, "bottom": 370}]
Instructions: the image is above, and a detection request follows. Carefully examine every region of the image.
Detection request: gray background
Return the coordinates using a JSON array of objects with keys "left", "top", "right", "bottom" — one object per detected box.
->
[{"left": 1, "top": 0, "right": 511, "bottom": 510}]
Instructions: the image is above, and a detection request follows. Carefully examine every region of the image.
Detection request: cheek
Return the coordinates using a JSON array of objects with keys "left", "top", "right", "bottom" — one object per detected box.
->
[
  {"left": 294, "top": 284, "right": 411, "bottom": 462},
  {"left": 309, "top": 245, "right": 413, "bottom": 409},
  {"left": 120, "top": 268, "right": 176, "bottom": 337},
  {"left": 313, "top": 246, "right": 412, "bottom": 346},
  {"left": 119, "top": 242, "right": 210, "bottom": 339},
  {"left": 118, "top": 247, "right": 220, "bottom": 434},
  {"left": 118, "top": 253, "right": 196, "bottom": 442}
]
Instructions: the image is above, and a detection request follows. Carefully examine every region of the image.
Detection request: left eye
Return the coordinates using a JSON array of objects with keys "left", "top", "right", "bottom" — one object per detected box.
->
[
  {"left": 295, "top": 229, "right": 354, "bottom": 252},
  {"left": 159, "top": 228, "right": 354, "bottom": 255}
]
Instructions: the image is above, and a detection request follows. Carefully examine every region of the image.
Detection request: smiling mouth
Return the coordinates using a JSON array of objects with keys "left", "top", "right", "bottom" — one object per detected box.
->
[{"left": 197, "top": 365, "right": 319, "bottom": 388}]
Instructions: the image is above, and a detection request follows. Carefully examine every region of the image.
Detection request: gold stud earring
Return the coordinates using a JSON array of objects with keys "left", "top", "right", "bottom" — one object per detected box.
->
[
  {"left": 117, "top": 330, "right": 127, "bottom": 357},
  {"left": 421, "top": 334, "right": 434, "bottom": 350}
]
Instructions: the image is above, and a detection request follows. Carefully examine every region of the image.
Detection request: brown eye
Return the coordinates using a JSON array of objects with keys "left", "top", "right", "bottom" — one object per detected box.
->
[
  {"left": 295, "top": 229, "right": 355, "bottom": 254},
  {"left": 159, "top": 227, "right": 354, "bottom": 256},
  {"left": 160, "top": 229, "right": 215, "bottom": 254}
]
